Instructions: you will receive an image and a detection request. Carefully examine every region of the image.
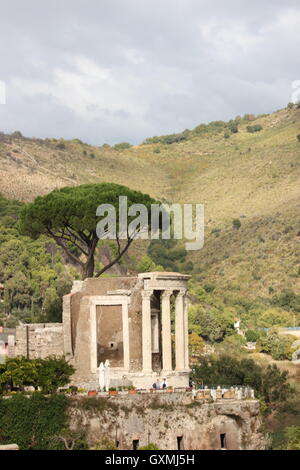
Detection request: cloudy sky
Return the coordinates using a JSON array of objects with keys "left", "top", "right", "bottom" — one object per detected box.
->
[{"left": 0, "top": 0, "right": 299, "bottom": 145}]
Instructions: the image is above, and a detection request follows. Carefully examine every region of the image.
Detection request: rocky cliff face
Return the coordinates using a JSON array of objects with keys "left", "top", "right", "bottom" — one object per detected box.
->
[{"left": 68, "top": 392, "right": 266, "bottom": 450}]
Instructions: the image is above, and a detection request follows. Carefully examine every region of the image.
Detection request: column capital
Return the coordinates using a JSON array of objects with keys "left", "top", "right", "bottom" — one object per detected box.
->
[
  {"left": 176, "top": 289, "right": 187, "bottom": 298},
  {"left": 141, "top": 290, "right": 153, "bottom": 299},
  {"left": 161, "top": 289, "right": 173, "bottom": 299}
]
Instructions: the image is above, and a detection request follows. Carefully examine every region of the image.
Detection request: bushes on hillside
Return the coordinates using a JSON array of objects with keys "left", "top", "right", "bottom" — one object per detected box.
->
[
  {"left": 143, "top": 130, "right": 190, "bottom": 145},
  {"left": 272, "top": 290, "right": 300, "bottom": 313},
  {"left": 136, "top": 255, "right": 163, "bottom": 273},
  {"left": 113, "top": 142, "right": 132, "bottom": 150},
  {"left": 247, "top": 124, "right": 263, "bottom": 133},
  {"left": 245, "top": 329, "right": 260, "bottom": 342},
  {"left": 228, "top": 124, "right": 238, "bottom": 134},
  {"left": 297, "top": 134, "right": 300, "bottom": 142},
  {"left": 189, "top": 304, "right": 235, "bottom": 342},
  {"left": 147, "top": 239, "right": 192, "bottom": 273},
  {"left": 0, "top": 194, "right": 75, "bottom": 324},
  {"left": 257, "top": 330, "right": 294, "bottom": 360},
  {"left": 232, "top": 218, "right": 241, "bottom": 230}
]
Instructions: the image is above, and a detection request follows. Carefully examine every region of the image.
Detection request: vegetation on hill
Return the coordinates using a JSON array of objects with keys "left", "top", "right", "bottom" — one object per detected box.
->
[
  {"left": 0, "top": 194, "right": 79, "bottom": 325},
  {"left": 0, "top": 104, "right": 299, "bottom": 327}
]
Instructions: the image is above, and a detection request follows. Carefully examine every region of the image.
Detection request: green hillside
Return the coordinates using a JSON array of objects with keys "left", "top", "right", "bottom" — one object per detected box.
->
[{"left": 0, "top": 104, "right": 299, "bottom": 328}]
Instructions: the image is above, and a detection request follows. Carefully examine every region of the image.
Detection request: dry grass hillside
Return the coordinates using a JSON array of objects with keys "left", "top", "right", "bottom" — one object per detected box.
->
[{"left": 1, "top": 105, "right": 300, "bottom": 299}]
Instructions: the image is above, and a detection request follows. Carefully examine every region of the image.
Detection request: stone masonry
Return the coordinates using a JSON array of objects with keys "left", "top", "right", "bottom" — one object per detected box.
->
[{"left": 69, "top": 392, "right": 266, "bottom": 450}]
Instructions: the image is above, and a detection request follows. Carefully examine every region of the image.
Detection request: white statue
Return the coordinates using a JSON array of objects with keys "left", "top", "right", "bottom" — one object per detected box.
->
[
  {"left": 104, "top": 359, "right": 110, "bottom": 391},
  {"left": 98, "top": 362, "right": 105, "bottom": 391}
]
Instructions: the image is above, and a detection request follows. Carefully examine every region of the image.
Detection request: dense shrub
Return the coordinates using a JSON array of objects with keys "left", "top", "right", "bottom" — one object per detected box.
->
[
  {"left": 192, "top": 356, "right": 294, "bottom": 406},
  {"left": 258, "top": 330, "right": 294, "bottom": 360},
  {"left": 272, "top": 290, "right": 300, "bottom": 313},
  {"left": 0, "top": 393, "right": 68, "bottom": 449},
  {"left": 232, "top": 218, "right": 241, "bottom": 230},
  {"left": 229, "top": 124, "right": 238, "bottom": 134},
  {"left": 143, "top": 130, "right": 189, "bottom": 145},
  {"left": 56, "top": 141, "right": 66, "bottom": 150},
  {"left": 147, "top": 239, "right": 188, "bottom": 272},
  {"left": 113, "top": 142, "right": 132, "bottom": 150},
  {"left": 0, "top": 356, "right": 74, "bottom": 393},
  {"left": 247, "top": 125, "right": 263, "bottom": 133},
  {"left": 245, "top": 329, "right": 260, "bottom": 342},
  {"left": 11, "top": 131, "right": 23, "bottom": 138}
]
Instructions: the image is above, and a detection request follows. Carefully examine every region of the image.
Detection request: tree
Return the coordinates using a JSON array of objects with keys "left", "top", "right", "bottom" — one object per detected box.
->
[
  {"left": 261, "top": 364, "right": 293, "bottom": 403},
  {"left": 190, "top": 306, "right": 234, "bottom": 342},
  {"left": 147, "top": 239, "right": 188, "bottom": 272},
  {"left": 189, "top": 332, "right": 205, "bottom": 362},
  {"left": 43, "top": 287, "right": 61, "bottom": 322},
  {"left": 19, "top": 184, "right": 158, "bottom": 279},
  {"left": 192, "top": 355, "right": 293, "bottom": 406},
  {"left": 258, "top": 330, "right": 294, "bottom": 360},
  {"left": 36, "top": 356, "right": 75, "bottom": 394},
  {"left": 136, "top": 255, "right": 163, "bottom": 273},
  {"left": 0, "top": 357, "right": 39, "bottom": 391}
]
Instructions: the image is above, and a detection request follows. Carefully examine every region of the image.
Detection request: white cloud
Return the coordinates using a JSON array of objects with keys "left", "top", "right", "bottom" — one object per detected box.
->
[
  {"left": 124, "top": 48, "right": 145, "bottom": 65},
  {"left": 11, "top": 54, "right": 193, "bottom": 127}
]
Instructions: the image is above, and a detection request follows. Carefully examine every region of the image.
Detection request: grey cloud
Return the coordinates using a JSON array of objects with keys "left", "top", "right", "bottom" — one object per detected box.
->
[{"left": 0, "top": 0, "right": 299, "bottom": 144}]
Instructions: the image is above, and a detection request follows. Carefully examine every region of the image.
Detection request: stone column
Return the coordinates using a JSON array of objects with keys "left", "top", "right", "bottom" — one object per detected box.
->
[
  {"left": 142, "top": 290, "right": 153, "bottom": 373},
  {"left": 183, "top": 294, "right": 189, "bottom": 370},
  {"left": 161, "top": 289, "right": 172, "bottom": 373},
  {"left": 175, "top": 290, "right": 186, "bottom": 371}
]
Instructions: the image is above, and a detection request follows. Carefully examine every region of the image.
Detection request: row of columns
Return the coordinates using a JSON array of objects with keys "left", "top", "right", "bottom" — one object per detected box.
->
[{"left": 141, "top": 289, "right": 189, "bottom": 374}]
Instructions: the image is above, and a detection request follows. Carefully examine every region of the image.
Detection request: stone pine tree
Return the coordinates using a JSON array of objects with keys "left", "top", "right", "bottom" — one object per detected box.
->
[{"left": 19, "top": 183, "right": 159, "bottom": 279}]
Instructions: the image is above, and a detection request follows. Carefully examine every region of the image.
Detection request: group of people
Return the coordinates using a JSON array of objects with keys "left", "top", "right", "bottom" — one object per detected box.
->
[
  {"left": 152, "top": 377, "right": 195, "bottom": 390},
  {"left": 152, "top": 378, "right": 168, "bottom": 390}
]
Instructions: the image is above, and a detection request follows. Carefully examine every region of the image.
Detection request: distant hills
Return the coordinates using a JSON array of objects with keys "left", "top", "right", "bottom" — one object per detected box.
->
[{"left": 0, "top": 105, "right": 299, "bottom": 300}]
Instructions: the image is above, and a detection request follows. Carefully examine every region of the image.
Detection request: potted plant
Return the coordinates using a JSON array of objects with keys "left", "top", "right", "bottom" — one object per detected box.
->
[
  {"left": 109, "top": 387, "right": 118, "bottom": 396},
  {"left": 70, "top": 385, "right": 78, "bottom": 396},
  {"left": 128, "top": 386, "right": 137, "bottom": 395},
  {"left": 88, "top": 390, "right": 97, "bottom": 397}
]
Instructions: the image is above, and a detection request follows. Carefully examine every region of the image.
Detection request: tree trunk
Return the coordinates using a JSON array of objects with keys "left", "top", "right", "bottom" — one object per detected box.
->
[{"left": 82, "top": 256, "right": 95, "bottom": 279}]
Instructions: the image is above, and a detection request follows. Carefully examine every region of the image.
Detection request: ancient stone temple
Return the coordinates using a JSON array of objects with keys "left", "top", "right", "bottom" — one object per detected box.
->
[{"left": 16, "top": 272, "right": 191, "bottom": 389}]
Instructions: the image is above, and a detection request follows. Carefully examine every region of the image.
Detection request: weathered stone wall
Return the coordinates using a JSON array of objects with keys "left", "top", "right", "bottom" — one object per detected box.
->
[
  {"left": 15, "top": 323, "right": 64, "bottom": 359},
  {"left": 67, "top": 277, "right": 144, "bottom": 386},
  {"left": 68, "top": 393, "right": 266, "bottom": 450}
]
